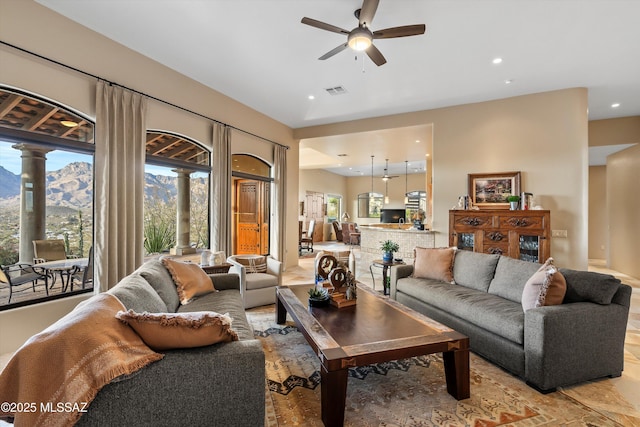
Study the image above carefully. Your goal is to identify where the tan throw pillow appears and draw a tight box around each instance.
[522,257,567,311]
[116,310,239,351]
[161,258,216,305]
[413,247,455,283]
[235,256,267,273]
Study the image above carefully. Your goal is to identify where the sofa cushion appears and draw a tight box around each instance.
[178,290,254,341]
[397,277,524,344]
[559,268,621,305]
[162,258,216,305]
[107,273,168,313]
[234,255,267,273]
[413,247,455,283]
[522,258,567,311]
[488,256,541,304]
[115,310,238,351]
[135,259,181,312]
[453,250,500,292]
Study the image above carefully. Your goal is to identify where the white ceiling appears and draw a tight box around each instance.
[36,0,640,176]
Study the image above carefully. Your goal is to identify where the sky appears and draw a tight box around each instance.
[0,140,205,177]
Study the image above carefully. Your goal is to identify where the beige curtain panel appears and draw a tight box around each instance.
[94,81,147,292]
[211,123,232,255]
[272,144,287,265]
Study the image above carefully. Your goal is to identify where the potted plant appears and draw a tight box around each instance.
[308,287,330,307]
[380,240,400,263]
[506,195,520,210]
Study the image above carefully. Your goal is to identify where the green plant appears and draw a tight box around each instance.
[506,195,521,202]
[308,287,330,300]
[144,221,175,254]
[380,240,400,253]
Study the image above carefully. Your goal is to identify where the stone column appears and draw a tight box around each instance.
[13,144,52,263]
[170,168,196,255]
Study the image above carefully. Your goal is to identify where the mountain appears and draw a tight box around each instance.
[0,161,208,209]
[0,165,20,198]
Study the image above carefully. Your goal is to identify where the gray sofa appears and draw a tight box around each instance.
[76,259,265,426]
[390,250,631,392]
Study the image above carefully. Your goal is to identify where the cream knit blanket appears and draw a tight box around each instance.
[0,293,163,426]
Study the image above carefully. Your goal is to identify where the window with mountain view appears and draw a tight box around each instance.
[0,88,95,309]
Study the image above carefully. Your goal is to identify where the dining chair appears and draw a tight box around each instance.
[227,254,282,308]
[1,263,49,303]
[299,220,315,255]
[32,239,69,263]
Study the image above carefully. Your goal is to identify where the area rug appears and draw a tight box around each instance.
[247,308,622,427]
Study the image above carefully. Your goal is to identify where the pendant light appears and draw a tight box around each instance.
[404,160,409,205]
[384,180,389,204]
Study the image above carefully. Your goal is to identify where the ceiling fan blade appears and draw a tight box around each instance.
[366,44,387,66]
[319,43,349,60]
[373,24,426,39]
[359,0,379,27]
[301,17,350,35]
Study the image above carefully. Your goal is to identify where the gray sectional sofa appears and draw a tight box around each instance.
[390,250,631,392]
[76,259,265,426]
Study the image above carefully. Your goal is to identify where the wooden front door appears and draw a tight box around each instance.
[305,191,324,242]
[234,179,270,255]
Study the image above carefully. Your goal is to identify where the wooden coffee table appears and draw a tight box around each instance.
[276,283,470,427]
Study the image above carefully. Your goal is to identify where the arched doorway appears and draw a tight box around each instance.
[231,154,272,255]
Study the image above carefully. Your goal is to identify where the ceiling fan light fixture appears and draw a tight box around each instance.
[348,28,372,51]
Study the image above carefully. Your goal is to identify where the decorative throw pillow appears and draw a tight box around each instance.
[161,258,216,305]
[116,310,238,351]
[234,256,267,273]
[413,247,455,283]
[521,257,567,311]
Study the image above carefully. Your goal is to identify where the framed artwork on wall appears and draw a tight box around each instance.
[468,171,521,209]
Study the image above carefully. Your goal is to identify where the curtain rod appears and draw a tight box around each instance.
[1,40,290,150]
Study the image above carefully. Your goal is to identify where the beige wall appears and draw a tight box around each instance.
[296,88,589,269]
[607,144,640,278]
[589,116,640,146]
[587,116,640,277]
[588,166,607,259]
[0,0,298,353]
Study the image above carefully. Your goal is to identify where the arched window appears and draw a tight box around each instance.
[143,131,210,255]
[0,87,95,309]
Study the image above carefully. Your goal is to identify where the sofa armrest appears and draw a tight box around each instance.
[524,289,630,391]
[208,273,240,291]
[390,264,414,300]
[77,339,265,427]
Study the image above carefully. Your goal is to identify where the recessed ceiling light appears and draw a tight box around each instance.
[60,120,78,127]
[492,58,503,64]
[415,139,420,143]
[504,79,513,85]
[611,103,620,108]
[308,95,315,100]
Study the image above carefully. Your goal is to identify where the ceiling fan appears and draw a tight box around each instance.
[301,0,426,66]
[381,159,399,181]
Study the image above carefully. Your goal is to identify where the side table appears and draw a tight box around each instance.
[370,259,405,296]
[200,263,232,274]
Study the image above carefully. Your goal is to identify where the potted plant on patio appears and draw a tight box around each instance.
[380,240,400,263]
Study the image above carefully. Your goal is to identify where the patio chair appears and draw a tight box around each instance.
[1,263,49,303]
[32,239,68,263]
[71,246,93,291]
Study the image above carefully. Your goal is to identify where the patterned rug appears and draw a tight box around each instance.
[247,307,622,427]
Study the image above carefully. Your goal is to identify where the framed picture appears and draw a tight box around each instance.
[468,171,521,209]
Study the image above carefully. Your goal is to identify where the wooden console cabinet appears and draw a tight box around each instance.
[449,209,550,263]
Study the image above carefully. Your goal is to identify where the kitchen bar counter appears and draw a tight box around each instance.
[359,225,436,267]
